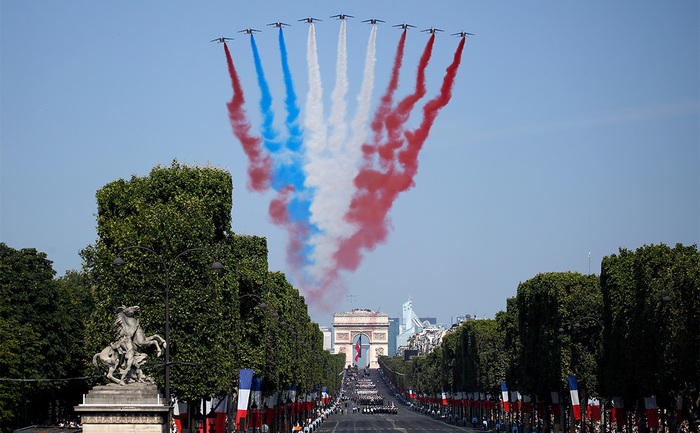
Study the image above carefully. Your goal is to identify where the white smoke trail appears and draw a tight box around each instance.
[302,22,329,277]
[328,20,349,154]
[348,25,377,171]
[309,24,378,278]
[303,23,326,154]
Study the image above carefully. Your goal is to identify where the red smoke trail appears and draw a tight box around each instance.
[368,30,407,150]
[376,34,435,167]
[333,37,465,272]
[399,37,466,172]
[224,43,272,192]
[269,186,312,272]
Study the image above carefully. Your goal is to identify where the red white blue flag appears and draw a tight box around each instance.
[501,382,509,412]
[355,335,361,362]
[588,397,601,421]
[645,396,659,428]
[568,375,581,420]
[551,392,561,417]
[212,395,230,433]
[236,369,254,431]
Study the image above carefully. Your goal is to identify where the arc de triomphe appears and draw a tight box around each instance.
[333,309,389,369]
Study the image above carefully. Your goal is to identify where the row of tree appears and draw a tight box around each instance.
[0,161,345,432]
[381,243,699,430]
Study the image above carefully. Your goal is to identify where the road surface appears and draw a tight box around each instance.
[317,369,471,433]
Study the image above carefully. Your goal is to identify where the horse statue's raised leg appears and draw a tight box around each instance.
[93,345,124,385]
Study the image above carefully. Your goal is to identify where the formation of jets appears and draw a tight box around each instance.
[210,37,234,43]
[213,16,473,40]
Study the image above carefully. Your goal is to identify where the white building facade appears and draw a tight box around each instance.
[332,309,389,369]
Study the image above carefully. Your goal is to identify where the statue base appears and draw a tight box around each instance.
[75,383,170,433]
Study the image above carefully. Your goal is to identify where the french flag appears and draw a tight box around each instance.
[355,335,362,362]
[251,378,263,428]
[173,399,188,433]
[212,396,229,433]
[501,382,509,412]
[613,397,626,427]
[236,369,254,431]
[551,392,561,417]
[645,396,659,428]
[441,388,447,405]
[568,375,581,420]
[588,397,601,421]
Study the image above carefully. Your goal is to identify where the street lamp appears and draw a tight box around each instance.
[113,246,223,405]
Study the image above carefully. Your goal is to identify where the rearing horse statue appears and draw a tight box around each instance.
[93,305,166,385]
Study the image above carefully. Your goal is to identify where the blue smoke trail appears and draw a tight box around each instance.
[250,34,281,153]
[277,27,319,264]
[279,28,304,153]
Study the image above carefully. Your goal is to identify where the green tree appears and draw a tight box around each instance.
[81,161,242,402]
[515,272,602,401]
[600,244,700,419]
[0,245,92,432]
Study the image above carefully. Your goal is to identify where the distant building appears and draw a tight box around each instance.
[332,309,389,369]
[397,298,423,349]
[388,317,399,357]
[319,326,333,352]
[418,317,437,326]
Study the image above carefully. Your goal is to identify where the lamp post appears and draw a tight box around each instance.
[113,246,223,405]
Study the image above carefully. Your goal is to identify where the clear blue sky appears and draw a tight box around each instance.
[2,1,698,327]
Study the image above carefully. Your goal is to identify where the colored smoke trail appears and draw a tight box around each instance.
[224,43,271,192]
[333,36,465,273]
[269,28,318,272]
[400,37,466,172]
[250,34,281,154]
[369,30,407,148]
[348,24,378,177]
[276,26,310,219]
[220,27,466,314]
[328,19,349,154]
[377,34,435,167]
[303,23,326,154]
[279,28,304,154]
[308,23,378,280]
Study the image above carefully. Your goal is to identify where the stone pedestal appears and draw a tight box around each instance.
[75,383,170,433]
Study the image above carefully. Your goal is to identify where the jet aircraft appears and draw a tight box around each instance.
[210,37,234,43]
[267,21,291,28]
[299,17,322,23]
[330,13,354,20]
[239,28,261,34]
[422,27,444,34]
[452,31,475,38]
[362,18,385,24]
[393,23,416,30]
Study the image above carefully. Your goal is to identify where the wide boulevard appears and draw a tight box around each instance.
[317,369,474,433]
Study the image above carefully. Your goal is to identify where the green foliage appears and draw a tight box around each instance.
[81,161,241,401]
[600,244,700,413]
[380,243,697,421]
[81,160,339,404]
[515,272,601,398]
[0,245,92,432]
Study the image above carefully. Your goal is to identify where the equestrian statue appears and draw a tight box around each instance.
[93,305,166,385]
